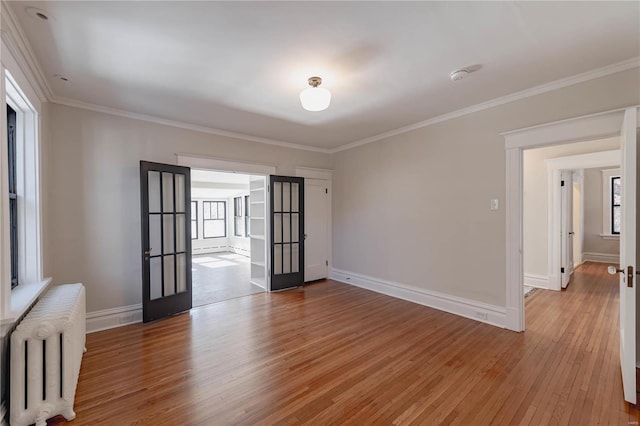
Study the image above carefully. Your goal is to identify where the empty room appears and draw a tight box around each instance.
[0,1,639,425]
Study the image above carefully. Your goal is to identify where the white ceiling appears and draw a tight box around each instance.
[191,170,250,185]
[7,1,640,150]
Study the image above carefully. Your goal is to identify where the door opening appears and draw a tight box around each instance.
[189,169,267,307]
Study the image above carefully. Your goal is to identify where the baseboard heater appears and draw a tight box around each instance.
[10,283,86,426]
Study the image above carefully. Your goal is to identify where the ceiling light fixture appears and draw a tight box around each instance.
[299,77,331,112]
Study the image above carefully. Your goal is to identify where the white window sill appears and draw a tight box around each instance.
[600,234,620,240]
[1,277,53,325]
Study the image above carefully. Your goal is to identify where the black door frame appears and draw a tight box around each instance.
[140,161,192,322]
[270,175,305,291]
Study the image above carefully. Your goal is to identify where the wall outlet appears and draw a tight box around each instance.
[490,199,499,210]
[475,311,488,321]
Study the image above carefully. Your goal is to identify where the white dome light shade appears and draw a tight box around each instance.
[299,77,331,111]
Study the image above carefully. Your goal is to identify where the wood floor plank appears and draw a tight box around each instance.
[47,262,637,425]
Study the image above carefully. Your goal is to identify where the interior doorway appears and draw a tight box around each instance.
[522,138,620,299]
[190,169,266,307]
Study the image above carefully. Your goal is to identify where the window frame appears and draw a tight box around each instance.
[233,196,243,237]
[202,200,226,239]
[600,168,621,239]
[1,65,49,323]
[7,104,18,289]
[191,200,198,240]
[244,195,250,237]
[610,176,621,235]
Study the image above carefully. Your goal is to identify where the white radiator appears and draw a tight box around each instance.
[10,284,86,426]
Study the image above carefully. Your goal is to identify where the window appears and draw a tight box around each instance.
[203,201,226,238]
[191,201,198,239]
[244,195,250,237]
[233,197,243,236]
[601,168,621,238]
[2,68,47,323]
[611,176,621,234]
[7,104,18,289]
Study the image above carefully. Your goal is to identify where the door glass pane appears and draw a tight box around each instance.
[148,171,161,213]
[283,182,291,212]
[162,172,174,213]
[176,214,185,252]
[176,253,186,293]
[283,213,291,243]
[150,257,162,300]
[292,243,299,273]
[175,174,185,213]
[191,221,197,239]
[292,213,299,243]
[163,214,175,254]
[149,215,161,256]
[164,255,175,296]
[292,183,299,212]
[274,244,282,275]
[283,243,291,274]
[274,213,282,243]
[274,182,282,211]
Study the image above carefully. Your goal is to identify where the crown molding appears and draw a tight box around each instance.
[330,57,640,153]
[0,1,54,102]
[3,0,637,156]
[51,96,332,154]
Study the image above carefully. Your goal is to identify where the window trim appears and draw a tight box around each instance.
[202,200,226,239]
[601,168,621,239]
[1,67,46,323]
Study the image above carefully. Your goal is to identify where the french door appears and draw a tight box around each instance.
[140,161,192,322]
[270,176,304,291]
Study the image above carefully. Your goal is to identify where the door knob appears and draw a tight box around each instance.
[143,249,151,260]
[609,265,634,288]
[608,265,623,275]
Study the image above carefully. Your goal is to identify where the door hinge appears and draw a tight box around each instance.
[561,267,565,273]
[561,180,565,187]
[326,260,328,266]
[325,188,328,194]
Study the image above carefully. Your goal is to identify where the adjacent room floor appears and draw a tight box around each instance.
[191,252,262,307]
[55,262,637,425]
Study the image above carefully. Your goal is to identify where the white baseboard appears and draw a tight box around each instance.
[330,268,506,329]
[524,274,549,289]
[193,246,228,255]
[86,304,142,333]
[583,252,619,264]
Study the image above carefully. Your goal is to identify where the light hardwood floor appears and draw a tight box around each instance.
[51,262,638,425]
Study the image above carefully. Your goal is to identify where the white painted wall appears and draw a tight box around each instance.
[583,167,620,256]
[522,138,619,278]
[332,68,639,308]
[42,103,332,313]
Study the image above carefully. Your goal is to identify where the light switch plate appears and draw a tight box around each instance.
[490,199,499,210]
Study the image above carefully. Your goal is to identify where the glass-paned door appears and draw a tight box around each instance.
[140,161,192,322]
[270,176,304,291]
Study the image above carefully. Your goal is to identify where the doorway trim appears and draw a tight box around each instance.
[503,107,637,332]
[295,167,333,279]
[545,150,620,291]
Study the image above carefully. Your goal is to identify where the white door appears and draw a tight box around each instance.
[615,107,637,404]
[560,170,574,289]
[304,179,329,281]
